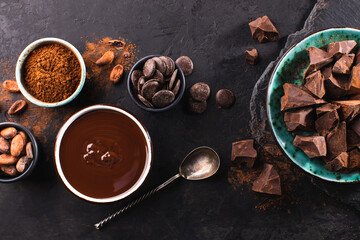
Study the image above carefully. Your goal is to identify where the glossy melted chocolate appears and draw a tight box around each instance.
[59,109,149,199]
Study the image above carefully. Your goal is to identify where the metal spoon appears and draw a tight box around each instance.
[94,146,220,230]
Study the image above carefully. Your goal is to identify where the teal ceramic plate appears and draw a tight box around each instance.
[267,27,360,183]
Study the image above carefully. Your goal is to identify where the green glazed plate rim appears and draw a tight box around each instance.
[267,27,360,183]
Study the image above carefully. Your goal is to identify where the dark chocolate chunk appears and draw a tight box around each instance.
[280,83,326,111]
[216,89,235,109]
[333,100,360,122]
[316,103,340,116]
[349,94,360,100]
[188,98,207,114]
[347,128,360,151]
[245,49,258,65]
[131,70,143,88]
[304,70,325,98]
[143,58,156,78]
[172,79,181,96]
[137,94,154,108]
[348,148,360,169]
[252,163,281,196]
[175,56,193,76]
[153,57,167,75]
[231,139,257,168]
[351,117,360,137]
[332,53,355,74]
[284,107,314,132]
[325,152,349,171]
[349,64,360,94]
[303,47,333,78]
[327,40,357,59]
[315,110,339,136]
[293,135,327,158]
[248,16,280,43]
[141,80,160,101]
[323,66,349,98]
[190,82,211,102]
[169,69,178,90]
[151,90,175,108]
[326,121,347,160]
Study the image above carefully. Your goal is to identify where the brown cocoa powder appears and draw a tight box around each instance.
[22,43,81,103]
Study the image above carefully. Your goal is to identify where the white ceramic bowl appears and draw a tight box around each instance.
[15,37,86,107]
[54,105,153,203]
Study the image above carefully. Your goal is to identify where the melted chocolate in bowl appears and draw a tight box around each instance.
[57,107,151,201]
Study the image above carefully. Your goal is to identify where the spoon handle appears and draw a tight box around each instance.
[94,173,181,230]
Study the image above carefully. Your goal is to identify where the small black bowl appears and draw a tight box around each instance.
[127,55,186,112]
[0,122,39,183]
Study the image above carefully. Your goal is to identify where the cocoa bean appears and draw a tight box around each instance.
[26,142,33,159]
[3,80,20,92]
[19,131,27,142]
[10,134,25,157]
[0,137,9,153]
[16,156,31,173]
[96,51,115,66]
[8,100,27,115]
[0,154,18,164]
[0,165,18,176]
[110,64,124,84]
[108,40,125,50]
[0,127,17,139]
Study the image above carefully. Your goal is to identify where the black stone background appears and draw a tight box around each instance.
[0,0,359,239]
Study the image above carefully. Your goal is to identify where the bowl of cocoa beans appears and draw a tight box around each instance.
[127,55,186,112]
[0,122,39,182]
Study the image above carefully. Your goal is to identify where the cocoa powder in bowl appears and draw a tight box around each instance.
[22,43,81,103]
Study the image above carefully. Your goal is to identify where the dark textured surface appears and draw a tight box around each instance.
[0,0,359,239]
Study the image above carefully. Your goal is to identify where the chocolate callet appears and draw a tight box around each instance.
[245,49,258,65]
[284,107,314,132]
[327,40,357,59]
[304,70,325,98]
[326,121,347,160]
[231,139,257,168]
[332,53,355,74]
[293,135,327,158]
[280,83,326,111]
[252,163,281,196]
[326,152,349,171]
[315,110,339,136]
[248,16,279,43]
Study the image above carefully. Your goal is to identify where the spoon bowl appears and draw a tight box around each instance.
[180,146,220,180]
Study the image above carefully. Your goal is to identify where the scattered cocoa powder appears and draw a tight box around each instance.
[22,43,81,103]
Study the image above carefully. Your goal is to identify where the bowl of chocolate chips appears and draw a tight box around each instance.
[127,55,188,112]
[267,28,360,182]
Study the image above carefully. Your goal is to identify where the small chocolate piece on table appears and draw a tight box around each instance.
[315,110,339,136]
[304,70,325,98]
[332,53,355,74]
[245,49,258,65]
[293,135,327,158]
[252,163,281,196]
[280,83,326,111]
[188,98,207,114]
[175,56,194,76]
[325,152,349,171]
[284,107,314,132]
[248,16,280,43]
[231,139,257,168]
[216,89,235,109]
[326,121,347,160]
[190,82,211,102]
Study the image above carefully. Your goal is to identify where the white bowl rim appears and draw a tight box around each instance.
[15,37,86,107]
[54,104,153,203]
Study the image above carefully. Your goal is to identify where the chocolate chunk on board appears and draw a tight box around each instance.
[245,49,258,65]
[248,16,280,43]
[280,83,326,111]
[231,139,257,168]
[315,110,339,136]
[333,100,360,122]
[326,121,347,160]
[252,163,281,196]
[332,53,355,74]
[293,135,327,158]
[316,103,340,116]
[303,46,333,78]
[325,152,349,172]
[304,70,325,98]
[284,107,314,132]
[327,40,357,59]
